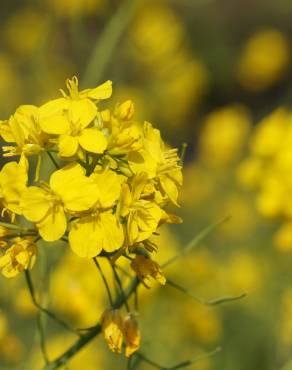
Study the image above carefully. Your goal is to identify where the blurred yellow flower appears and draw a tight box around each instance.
[199,105,251,167]
[237,29,289,91]
[49,0,106,19]
[274,222,292,252]
[4,8,48,57]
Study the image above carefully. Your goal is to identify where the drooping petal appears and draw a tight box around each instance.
[124,313,141,357]
[78,128,107,154]
[100,309,123,354]
[58,134,79,157]
[20,186,50,222]
[37,205,67,242]
[159,174,179,206]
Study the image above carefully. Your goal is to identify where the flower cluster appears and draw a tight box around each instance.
[0,76,182,355]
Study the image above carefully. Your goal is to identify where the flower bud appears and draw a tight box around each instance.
[123,313,141,357]
[100,309,124,354]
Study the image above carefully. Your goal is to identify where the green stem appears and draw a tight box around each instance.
[111,263,130,312]
[179,143,188,166]
[162,215,230,268]
[93,257,114,306]
[81,0,141,86]
[166,279,246,306]
[25,270,80,336]
[0,221,34,232]
[135,347,222,370]
[37,312,49,365]
[46,151,60,170]
[42,278,139,370]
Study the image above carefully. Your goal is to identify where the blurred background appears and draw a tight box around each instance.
[2,0,292,369]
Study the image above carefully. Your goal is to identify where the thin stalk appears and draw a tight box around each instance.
[0,221,34,232]
[46,151,60,170]
[162,215,230,268]
[135,347,222,370]
[81,0,141,86]
[111,263,130,312]
[93,257,114,306]
[37,312,49,365]
[167,279,246,306]
[25,270,80,336]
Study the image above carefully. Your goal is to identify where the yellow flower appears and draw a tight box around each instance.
[57,117,107,158]
[41,76,112,128]
[0,105,48,158]
[0,237,37,278]
[129,122,182,206]
[0,160,27,217]
[118,172,162,246]
[69,168,124,258]
[123,313,141,357]
[20,163,98,241]
[100,309,124,354]
[38,76,111,157]
[130,254,166,288]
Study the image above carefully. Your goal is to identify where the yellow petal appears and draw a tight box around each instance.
[0,162,27,214]
[39,98,69,117]
[37,206,67,242]
[20,186,50,222]
[50,163,99,211]
[90,169,124,208]
[78,128,107,154]
[69,217,102,258]
[39,115,70,135]
[0,121,14,142]
[99,213,124,253]
[58,134,79,157]
[69,99,97,129]
[69,213,124,258]
[159,175,179,206]
[83,80,112,100]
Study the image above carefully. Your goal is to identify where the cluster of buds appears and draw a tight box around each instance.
[101,310,140,357]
